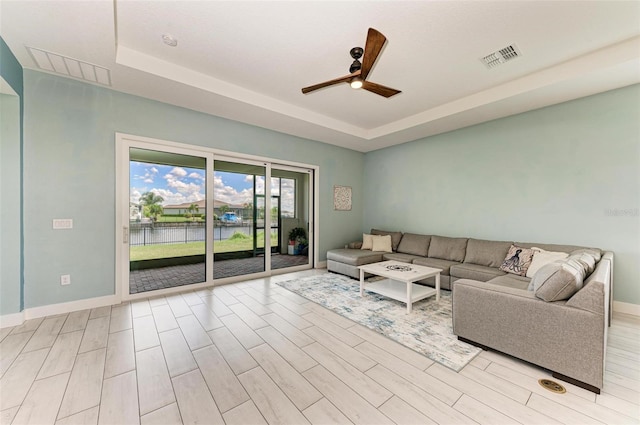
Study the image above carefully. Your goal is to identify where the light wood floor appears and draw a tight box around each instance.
[1,269,638,425]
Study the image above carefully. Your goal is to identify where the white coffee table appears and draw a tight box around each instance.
[358,260,442,313]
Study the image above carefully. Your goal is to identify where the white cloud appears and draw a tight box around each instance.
[188,172,203,180]
[170,167,187,177]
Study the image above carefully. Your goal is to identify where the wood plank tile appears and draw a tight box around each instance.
[151,305,179,333]
[605,370,640,392]
[222,284,246,297]
[426,363,560,424]
[235,294,273,316]
[304,342,391,408]
[176,315,212,351]
[460,364,531,404]
[136,346,175,416]
[172,370,225,425]
[222,401,267,425]
[10,318,43,334]
[193,345,249,413]
[454,394,519,425]
[526,393,603,425]
[55,406,99,425]
[98,370,139,425]
[302,398,353,425]
[131,299,152,318]
[167,295,192,318]
[241,288,275,306]
[356,341,461,406]
[189,303,224,331]
[61,310,90,334]
[304,302,356,329]
[0,348,49,410]
[37,330,83,379]
[0,331,34,378]
[58,348,106,419]
[148,296,167,308]
[140,403,182,425]
[229,303,269,330]
[78,316,110,353]
[0,407,19,425]
[23,315,66,352]
[274,289,309,305]
[249,343,322,410]
[0,327,13,343]
[109,304,133,334]
[238,366,311,425]
[212,288,239,306]
[255,326,317,372]
[596,392,640,420]
[12,372,69,425]
[268,303,313,329]
[202,295,233,316]
[181,291,203,307]
[468,355,491,371]
[602,380,640,405]
[302,365,393,425]
[220,314,264,349]
[303,313,363,347]
[347,324,434,370]
[158,328,197,378]
[270,294,312,315]
[104,329,135,378]
[133,315,160,352]
[378,396,437,425]
[89,306,111,319]
[305,326,376,372]
[262,313,314,347]
[207,327,258,375]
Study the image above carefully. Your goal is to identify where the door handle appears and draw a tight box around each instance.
[123,226,129,244]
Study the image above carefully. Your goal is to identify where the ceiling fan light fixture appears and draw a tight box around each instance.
[350,77,363,89]
[162,34,178,47]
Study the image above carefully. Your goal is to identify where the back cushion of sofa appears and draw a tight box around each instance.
[428,235,468,262]
[371,229,403,252]
[397,233,431,257]
[464,239,512,268]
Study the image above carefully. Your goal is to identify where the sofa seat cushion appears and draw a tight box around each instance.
[450,263,506,282]
[485,274,531,291]
[531,257,586,301]
[464,239,512,268]
[397,233,431,257]
[382,252,423,263]
[327,249,384,266]
[412,257,459,275]
[428,235,468,262]
[371,229,403,252]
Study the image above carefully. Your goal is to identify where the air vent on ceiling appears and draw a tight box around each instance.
[26,46,112,86]
[481,44,521,69]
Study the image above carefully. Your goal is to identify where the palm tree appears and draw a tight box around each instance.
[146,204,164,223]
[139,191,164,207]
[139,191,164,224]
[187,203,199,221]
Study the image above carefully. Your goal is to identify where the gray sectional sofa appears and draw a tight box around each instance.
[326,229,613,393]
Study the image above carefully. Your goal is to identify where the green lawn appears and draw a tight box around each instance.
[129,232,278,261]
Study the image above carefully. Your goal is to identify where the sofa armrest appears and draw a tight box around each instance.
[348,241,363,249]
[453,279,605,390]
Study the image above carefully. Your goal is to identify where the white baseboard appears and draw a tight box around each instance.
[0,312,25,328]
[613,301,640,317]
[317,261,327,269]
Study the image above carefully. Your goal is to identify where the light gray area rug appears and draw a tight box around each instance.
[276,273,481,371]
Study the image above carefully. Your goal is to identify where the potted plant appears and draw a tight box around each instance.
[288,227,307,254]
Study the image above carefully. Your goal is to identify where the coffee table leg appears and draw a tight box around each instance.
[436,273,441,302]
[359,268,364,297]
[407,281,412,314]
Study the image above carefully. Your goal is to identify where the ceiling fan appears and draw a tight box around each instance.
[301,28,401,98]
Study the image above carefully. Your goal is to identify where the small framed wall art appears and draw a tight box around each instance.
[333,185,352,211]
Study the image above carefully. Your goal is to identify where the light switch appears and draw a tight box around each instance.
[53,219,73,229]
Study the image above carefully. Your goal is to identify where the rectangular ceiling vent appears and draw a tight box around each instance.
[481,44,521,69]
[26,46,112,86]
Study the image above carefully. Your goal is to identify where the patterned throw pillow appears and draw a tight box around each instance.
[499,244,535,276]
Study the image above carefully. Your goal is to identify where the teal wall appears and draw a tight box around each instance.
[364,85,640,305]
[23,70,364,308]
[0,36,23,315]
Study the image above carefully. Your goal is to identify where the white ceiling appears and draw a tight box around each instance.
[2,1,639,152]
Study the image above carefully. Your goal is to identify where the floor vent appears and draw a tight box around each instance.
[481,44,521,69]
[538,379,566,394]
[26,46,111,86]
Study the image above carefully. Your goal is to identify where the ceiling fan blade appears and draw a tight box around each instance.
[302,71,360,94]
[360,28,387,81]
[361,81,401,98]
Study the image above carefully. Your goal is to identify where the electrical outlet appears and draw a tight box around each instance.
[60,274,71,286]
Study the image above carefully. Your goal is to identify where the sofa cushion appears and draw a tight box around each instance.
[361,234,373,250]
[327,249,384,266]
[485,274,531,291]
[450,263,506,282]
[383,252,423,263]
[531,258,586,301]
[371,229,403,252]
[571,248,602,263]
[371,235,393,253]
[464,239,512,268]
[499,245,535,276]
[397,233,430,257]
[525,247,569,278]
[412,257,459,275]
[517,242,600,256]
[428,236,468,262]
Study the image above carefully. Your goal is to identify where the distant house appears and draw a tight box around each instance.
[163,199,246,217]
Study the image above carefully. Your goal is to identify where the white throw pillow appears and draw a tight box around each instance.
[371,235,393,253]
[361,234,373,250]
[526,247,569,278]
